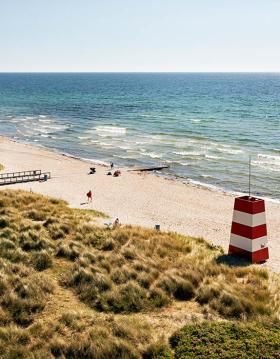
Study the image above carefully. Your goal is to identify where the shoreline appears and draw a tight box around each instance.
[4,134,280,205]
[1,134,280,274]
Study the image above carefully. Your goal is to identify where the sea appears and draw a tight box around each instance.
[0,73,279,200]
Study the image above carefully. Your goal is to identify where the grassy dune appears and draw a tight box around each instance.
[0,164,4,171]
[0,189,279,358]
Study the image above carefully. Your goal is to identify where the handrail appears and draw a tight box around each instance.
[0,170,41,179]
[0,171,51,186]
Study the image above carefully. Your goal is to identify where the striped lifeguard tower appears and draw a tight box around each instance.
[228,195,269,263]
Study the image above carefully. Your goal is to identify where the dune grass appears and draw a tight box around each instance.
[0,189,279,358]
[0,164,4,171]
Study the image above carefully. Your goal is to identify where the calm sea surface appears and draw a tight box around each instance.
[0,73,279,200]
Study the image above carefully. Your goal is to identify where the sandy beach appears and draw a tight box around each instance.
[0,135,279,273]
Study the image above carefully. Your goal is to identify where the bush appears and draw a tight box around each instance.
[170,320,280,359]
[143,342,174,359]
[173,280,195,301]
[196,285,220,305]
[26,209,47,221]
[149,288,171,308]
[32,251,53,271]
[56,242,80,260]
[0,217,9,228]
[98,282,148,313]
[196,282,271,319]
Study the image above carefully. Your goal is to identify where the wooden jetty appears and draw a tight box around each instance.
[0,170,51,186]
[127,165,169,172]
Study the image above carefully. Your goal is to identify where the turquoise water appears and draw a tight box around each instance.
[0,73,279,199]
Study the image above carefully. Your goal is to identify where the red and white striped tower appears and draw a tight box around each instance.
[228,196,269,263]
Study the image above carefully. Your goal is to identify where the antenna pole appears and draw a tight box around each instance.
[249,155,251,198]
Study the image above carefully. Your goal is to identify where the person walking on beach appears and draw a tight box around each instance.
[110,162,114,170]
[86,190,93,202]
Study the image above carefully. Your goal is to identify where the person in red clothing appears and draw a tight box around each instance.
[86,190,93,202]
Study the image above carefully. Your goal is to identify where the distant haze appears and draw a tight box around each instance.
[0,0,280,72]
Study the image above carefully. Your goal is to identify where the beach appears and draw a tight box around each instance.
[1,135,280,273]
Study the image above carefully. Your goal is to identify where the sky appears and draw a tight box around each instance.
[0,0,279,72]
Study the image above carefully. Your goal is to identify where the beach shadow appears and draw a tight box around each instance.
[215,254,251,267]
[80,202,88,206]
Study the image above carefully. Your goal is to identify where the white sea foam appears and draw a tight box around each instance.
[252,154,280,172]
[202,174,215,179]
[14,116,70,137]
[176,161,190,166]
[38,118,54,123]
[258,154,280,163]
[94,126,127,136]
[117,145,132,150]
[173,151,203,156]
[78,136,91,140]
[217,147,243,155]
[140,151,162,159]
[252,161,280,172]
[205,155,222,160]
[113,154,135,159]
[186,179,222,192]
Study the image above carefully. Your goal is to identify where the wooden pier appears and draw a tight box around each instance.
[0,170,51,186]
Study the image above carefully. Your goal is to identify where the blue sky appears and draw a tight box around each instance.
[0,0,279,72]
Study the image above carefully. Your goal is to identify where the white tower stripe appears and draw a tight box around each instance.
[230,234,268,252]
[232,210,266,227]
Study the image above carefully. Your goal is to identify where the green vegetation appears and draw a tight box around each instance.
[170,320,280,358]
[0,189,279,358]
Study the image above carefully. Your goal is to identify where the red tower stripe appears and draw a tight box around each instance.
[231,222,267,239]
[228,245,269,263]
[234,196,265,215]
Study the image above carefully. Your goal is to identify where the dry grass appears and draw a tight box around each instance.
[0,189,279,358]
[0,164,4,171]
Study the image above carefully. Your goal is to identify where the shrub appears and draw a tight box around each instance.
[56,242,80,260]
[0,217,9,228]
[137,272,156,289]
[170,320,280,359]
[98,282,148,313]
[31,251,53,271]
[122,247,137,260]
[26,209,47,221]
[143,342,174,359]
[196,285,220,305]
[173,280,195,301]
[149,288,170,308]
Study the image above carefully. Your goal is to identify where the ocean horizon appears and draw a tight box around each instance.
[0,72,279,200]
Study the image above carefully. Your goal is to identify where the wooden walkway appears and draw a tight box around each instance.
[0,170,51,186]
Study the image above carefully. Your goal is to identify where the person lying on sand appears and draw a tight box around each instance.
[113,170,121,177]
